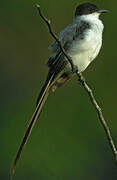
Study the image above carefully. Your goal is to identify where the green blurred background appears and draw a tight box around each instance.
[1,0,117,179]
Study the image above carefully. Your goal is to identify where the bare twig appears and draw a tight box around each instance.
[36,4,75,73]
[36,4,117,162]
[77,73,117,161]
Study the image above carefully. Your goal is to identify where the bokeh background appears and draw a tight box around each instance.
[1,0,117,179]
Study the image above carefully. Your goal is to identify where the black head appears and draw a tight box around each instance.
[75,2,108,16]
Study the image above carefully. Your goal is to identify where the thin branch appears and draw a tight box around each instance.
[36,4,75,72]
[36,4,117,162]
[77,73,117,161]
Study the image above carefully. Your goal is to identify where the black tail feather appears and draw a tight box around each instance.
[10,73,55,177]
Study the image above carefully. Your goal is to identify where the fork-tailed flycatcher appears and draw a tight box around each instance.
[11,2,108,175]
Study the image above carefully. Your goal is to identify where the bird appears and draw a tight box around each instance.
[11,2,108,176]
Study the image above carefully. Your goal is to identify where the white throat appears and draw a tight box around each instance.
[74,12,104,32]
[80,13,101,22]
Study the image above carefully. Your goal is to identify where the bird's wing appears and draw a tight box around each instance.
[47,21,89,73]
[47,23,78,74]
[48,23,77,54]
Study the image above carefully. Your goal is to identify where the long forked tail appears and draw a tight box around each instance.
[10,73,55,177]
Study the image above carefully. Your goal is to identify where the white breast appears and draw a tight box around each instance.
[68,14,104,73]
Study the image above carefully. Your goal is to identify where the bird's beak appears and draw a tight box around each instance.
[98,9,109,13]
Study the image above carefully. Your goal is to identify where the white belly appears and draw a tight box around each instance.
[67,23,103,73]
